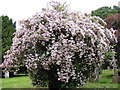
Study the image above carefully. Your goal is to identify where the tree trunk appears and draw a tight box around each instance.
[48,65,63,90]
[48,79,62,90]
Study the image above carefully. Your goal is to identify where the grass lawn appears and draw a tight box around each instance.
[0,70,120,88]
[0,76,35,88]
[82,70,120,88]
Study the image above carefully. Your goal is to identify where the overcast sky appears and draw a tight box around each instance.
[0,0,120,22]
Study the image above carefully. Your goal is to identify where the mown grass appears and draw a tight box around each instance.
[0,76,35,88]
[0,70,120,88]
[82,70,120,88]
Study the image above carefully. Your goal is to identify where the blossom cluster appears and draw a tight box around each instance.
[1,6,117,87]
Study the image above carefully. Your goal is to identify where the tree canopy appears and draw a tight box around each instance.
[91,6,120,19]
[1,15,16,62]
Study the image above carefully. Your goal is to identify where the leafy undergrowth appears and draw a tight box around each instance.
[0,70,120,88]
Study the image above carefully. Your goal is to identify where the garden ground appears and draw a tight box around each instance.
[0,70,120,89]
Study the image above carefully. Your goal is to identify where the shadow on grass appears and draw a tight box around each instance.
[5,74,29,78]
[105,75,113,78]
[14,74,28,77]
[1,74,28,78]
[99,81,106,84]
[102,75,113,79]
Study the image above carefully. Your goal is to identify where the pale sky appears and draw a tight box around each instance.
[0,0,119,22]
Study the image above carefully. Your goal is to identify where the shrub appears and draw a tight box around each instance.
[0,2,117,89]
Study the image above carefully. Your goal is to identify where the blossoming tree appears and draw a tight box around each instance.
[0,2,117,89]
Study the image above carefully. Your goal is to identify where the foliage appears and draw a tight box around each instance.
[115,43,120,68]
[1,15,16,62]
[0,2,117,88]
[91,6,119,19]
[103,45,116,69]
[104,13,120,29]
[113,6,120,13]
[104,14,120,68]
[48,1,69,12]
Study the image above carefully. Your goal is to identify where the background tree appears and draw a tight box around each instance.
[1,15,16,77]
[1,15,16,62]
[91,6,119,19]
[104,14,120,72]
[113,6,120,13]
